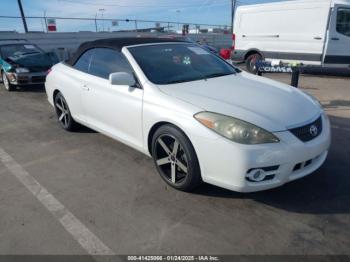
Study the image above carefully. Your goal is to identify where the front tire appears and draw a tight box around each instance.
[54,92,78,131]
[151,125,202,192]
[2,71,15,91]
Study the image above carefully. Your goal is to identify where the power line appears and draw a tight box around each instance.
[57,0,229,8]
[12,0,233,33]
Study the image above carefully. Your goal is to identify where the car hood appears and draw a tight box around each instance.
[157,72,321,132]
[6,52,57,72]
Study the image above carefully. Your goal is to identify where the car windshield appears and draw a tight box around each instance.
[0,44,42,59]
[128,43,239,85]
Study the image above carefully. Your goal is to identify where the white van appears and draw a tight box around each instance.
[232,0,350,73]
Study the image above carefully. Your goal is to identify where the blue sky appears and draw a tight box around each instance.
[0,0,289,32]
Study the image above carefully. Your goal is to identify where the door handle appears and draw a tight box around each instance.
[314,36,322,40]
[82,85,90,91]
[331,37,339,41]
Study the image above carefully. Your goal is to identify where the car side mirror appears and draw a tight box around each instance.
[109,72,136,87]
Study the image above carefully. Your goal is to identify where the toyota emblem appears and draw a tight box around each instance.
[309,125,318,137]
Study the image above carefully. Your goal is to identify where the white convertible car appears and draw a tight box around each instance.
[45,37,331,192]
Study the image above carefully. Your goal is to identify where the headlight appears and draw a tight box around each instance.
[15,67,30,73]
[194,112,279,145]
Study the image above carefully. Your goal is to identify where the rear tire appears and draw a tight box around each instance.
[2,71,15,92]
[151,124,202,192]
[246,53,263,74]
[54,92,79,131]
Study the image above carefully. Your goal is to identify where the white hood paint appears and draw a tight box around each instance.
[158,72,321,132]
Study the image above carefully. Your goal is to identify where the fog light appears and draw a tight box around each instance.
[246,169,266,182]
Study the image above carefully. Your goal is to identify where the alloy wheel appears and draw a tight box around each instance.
[154,134,189,185]
[55,95,70,129]
[2,72,10,91]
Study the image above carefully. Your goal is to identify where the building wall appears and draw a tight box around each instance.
[0,31,232,60]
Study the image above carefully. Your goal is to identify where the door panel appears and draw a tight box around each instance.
[80,47,144,150]
[82,74,143,151]
[57,67,86,122]
[324,6,350,67]
[60,49,93,122]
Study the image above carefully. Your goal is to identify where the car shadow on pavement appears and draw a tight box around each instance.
[76,125,97,133]
[192,115,350,215]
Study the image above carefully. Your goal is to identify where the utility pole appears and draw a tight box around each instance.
[134,20,138,32]
[99,8,105,32]
[94,13,98,32]
[43,10,48,33]
[231,0,236,34]
[176,10,181,32]
[17,0,28,33]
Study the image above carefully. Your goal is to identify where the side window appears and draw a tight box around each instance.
[89,48,133,80]
[73,49,94,73]
[336,8,350,37]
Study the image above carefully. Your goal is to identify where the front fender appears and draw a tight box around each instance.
[0,60,13,73]
[142,88,220,156]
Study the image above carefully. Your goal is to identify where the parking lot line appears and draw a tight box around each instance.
[0,146,115,256]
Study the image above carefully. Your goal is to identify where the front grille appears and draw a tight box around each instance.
[31,76,46,83]
[289,116,322,142]
[17,75,29,84]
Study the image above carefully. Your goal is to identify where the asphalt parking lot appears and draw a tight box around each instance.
[0,72,349,255]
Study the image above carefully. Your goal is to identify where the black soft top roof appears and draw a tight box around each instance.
[67,37,187,66]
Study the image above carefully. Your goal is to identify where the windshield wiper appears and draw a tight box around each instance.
[163,77,204,85]
[164,79,193,84]
[11,51,40,57]
[21,51,40,55]
[204,72,234,79]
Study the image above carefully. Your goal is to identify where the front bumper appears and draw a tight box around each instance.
[7,72,47,85]
[191,113,331,193]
